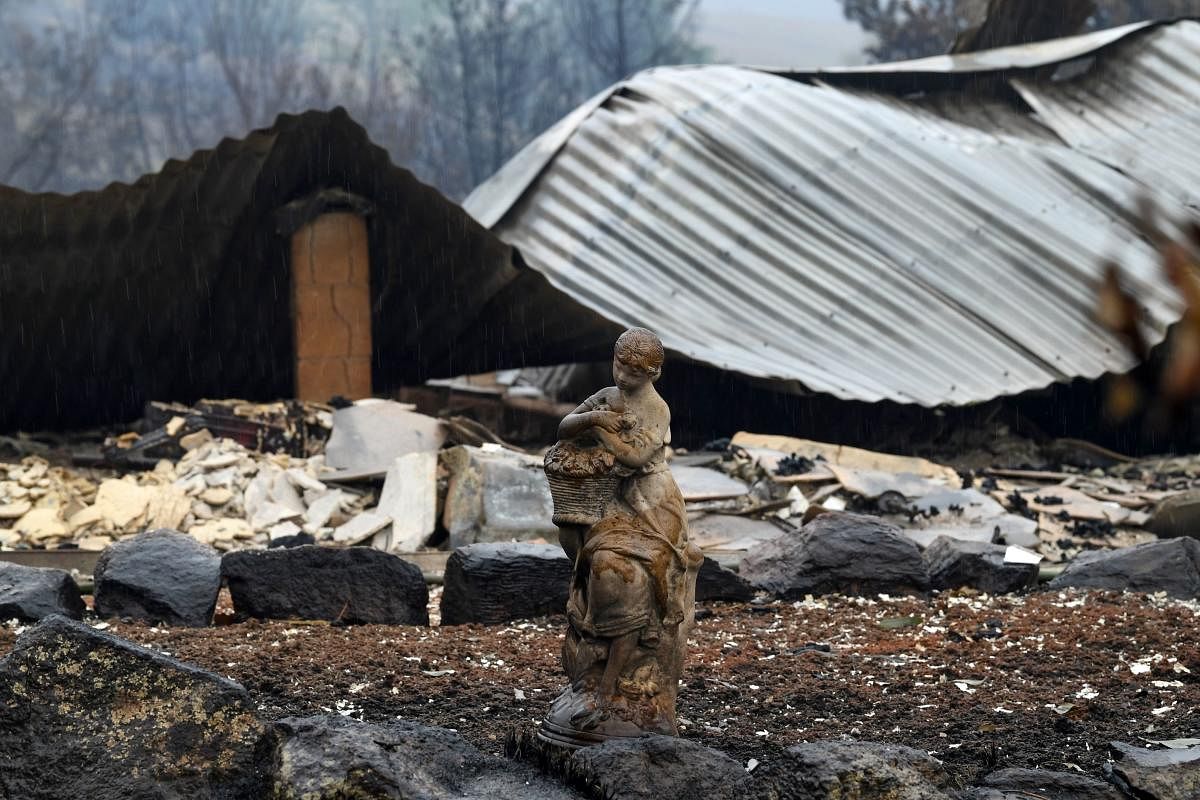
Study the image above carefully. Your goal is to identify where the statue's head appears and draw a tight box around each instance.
[613,327,664,390]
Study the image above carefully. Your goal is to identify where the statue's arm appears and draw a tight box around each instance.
[557,390,615,440]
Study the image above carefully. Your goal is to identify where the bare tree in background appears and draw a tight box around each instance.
[204,0,309,131]
[0,3,108,190]
[0,0,707,198]
[406,0,561,196]
[559,0,707,84]
[842,0,1198,62]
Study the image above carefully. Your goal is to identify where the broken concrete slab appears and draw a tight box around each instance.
[189,517,254,546]
[0,499,32,519]
[93,529,222,626]
[221,546,429,625]
[670,465,750,501]
[322,400,444,480]
[374,451,438,552]
[333,511,391,545]
[0,615,267,799]
[13,507,68,543]
[731,432,960,484]
[440,542,571,625]
[689,513,785,550]
[0,562,85,621]
[826,465,949,500]
[1049,538,1200,599]
[303,488,345,531]
[94,478,152,528]
[442,445,557,549]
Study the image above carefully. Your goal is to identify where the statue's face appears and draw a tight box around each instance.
[612,357,651,392]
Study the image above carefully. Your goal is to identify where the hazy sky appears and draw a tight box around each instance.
[698,0,872,68]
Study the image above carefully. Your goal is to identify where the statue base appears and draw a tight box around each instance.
[535,680,678,749]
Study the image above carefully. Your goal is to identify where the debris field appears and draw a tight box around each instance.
[5,586,1192,790]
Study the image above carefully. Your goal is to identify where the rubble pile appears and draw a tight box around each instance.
[4,401,1200,607]
[0,439,375,552]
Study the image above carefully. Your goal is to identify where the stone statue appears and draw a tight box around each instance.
[540,327,703,747]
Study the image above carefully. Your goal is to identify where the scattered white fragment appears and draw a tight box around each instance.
[1149,738,1200,749]
[1003,545,1043,565]
[746,759,759,773]
[514,688,526,701]
[1076,686,1099,700]
[1130,662,1152,675]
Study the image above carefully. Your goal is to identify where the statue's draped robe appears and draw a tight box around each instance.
[565,391,692,649]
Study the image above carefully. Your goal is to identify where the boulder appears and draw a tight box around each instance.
[924,537,1038,594]
[570,735,749,800]
[441,445,558,548]
[749,740,953,799]
[1048,538,1200,599]
[441,542,571,625]
[0,615,268,799]
[0,561,85,621]
[93,528,221,626]
[221,545,429,625]
[976,767,1124,799]
[1104,741,1200,800]
[740,513,929,599]
[266,715,574,799]
[695,557,755,602]
[1145,490,1200,539]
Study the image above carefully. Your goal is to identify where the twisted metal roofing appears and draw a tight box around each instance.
[465,21,1199,406]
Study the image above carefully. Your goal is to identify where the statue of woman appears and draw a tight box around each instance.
[541,328,703,746]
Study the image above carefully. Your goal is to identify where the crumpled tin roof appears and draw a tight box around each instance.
[465,20,1199,407]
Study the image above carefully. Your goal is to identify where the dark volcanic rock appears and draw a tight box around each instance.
[695,556,755,602]
[974,767,1123,799]
[0,615,268,799]
[267,715,575,799]
[221,545,429,624]
[0,561,84,621]
[440,542,570,625]
[93,528,221,626]
[924,537,1038,594]
[570,735,749,800]
[740,512,929,599]
[750,739,953,799]
[269,531,316,548]
[1048,538,1200,599]
[1104,741,1200,800]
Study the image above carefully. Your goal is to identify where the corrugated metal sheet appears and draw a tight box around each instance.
[464,21,1198,407]
[1015,21,1200,209]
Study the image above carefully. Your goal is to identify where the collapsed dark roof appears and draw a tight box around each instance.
[0,108,615,432]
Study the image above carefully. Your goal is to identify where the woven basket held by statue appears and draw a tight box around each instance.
[543,440,629,526]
